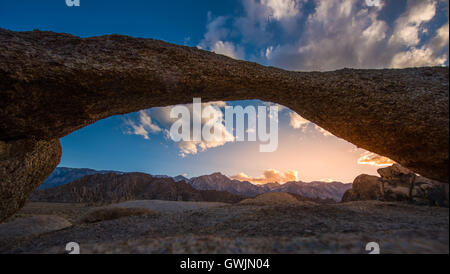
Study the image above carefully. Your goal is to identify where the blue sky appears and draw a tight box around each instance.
[0,0,235,43]
[1,0,448,183]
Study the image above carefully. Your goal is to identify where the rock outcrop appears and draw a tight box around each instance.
[0,28,448,221]
[378,164,417,201]
[0,138,61,222]
[342,164,449,207]
[379,164,449,206]
[341,174,382,202]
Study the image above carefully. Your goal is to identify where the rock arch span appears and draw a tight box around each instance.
[0,29,448,221]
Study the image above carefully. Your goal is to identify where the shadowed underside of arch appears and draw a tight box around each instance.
[0,29,448,221]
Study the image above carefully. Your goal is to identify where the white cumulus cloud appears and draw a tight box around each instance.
[199,0,449,71]
[125,102,235,157]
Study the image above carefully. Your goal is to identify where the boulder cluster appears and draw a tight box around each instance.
[342,164,449,207]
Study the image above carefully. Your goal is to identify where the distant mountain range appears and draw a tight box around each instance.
[37,167,123,190]
[31,173,246,204]
[37,167,352,201]
[189,173,267,197]
[188,172,351,201]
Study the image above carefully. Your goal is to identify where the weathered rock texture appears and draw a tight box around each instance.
[341,174,382,202]
[0,29,448,221]
[0,138,61,222]
[342,164,449,207]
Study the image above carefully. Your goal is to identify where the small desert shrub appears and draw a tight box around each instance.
[78,207,157,224]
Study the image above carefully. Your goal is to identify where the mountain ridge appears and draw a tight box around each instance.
[31,172,246,205]
[38,167,351,201]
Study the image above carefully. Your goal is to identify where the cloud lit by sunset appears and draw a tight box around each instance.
[357,151,396,167]
[231,169,299,184]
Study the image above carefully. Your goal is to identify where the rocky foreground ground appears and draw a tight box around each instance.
[0,194,448,254]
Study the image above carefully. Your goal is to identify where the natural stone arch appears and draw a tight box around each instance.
[0,29,448,222]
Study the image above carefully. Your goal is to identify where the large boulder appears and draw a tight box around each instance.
[411,174,449,207]
[341,174,382,202]
[378,164,416,201]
